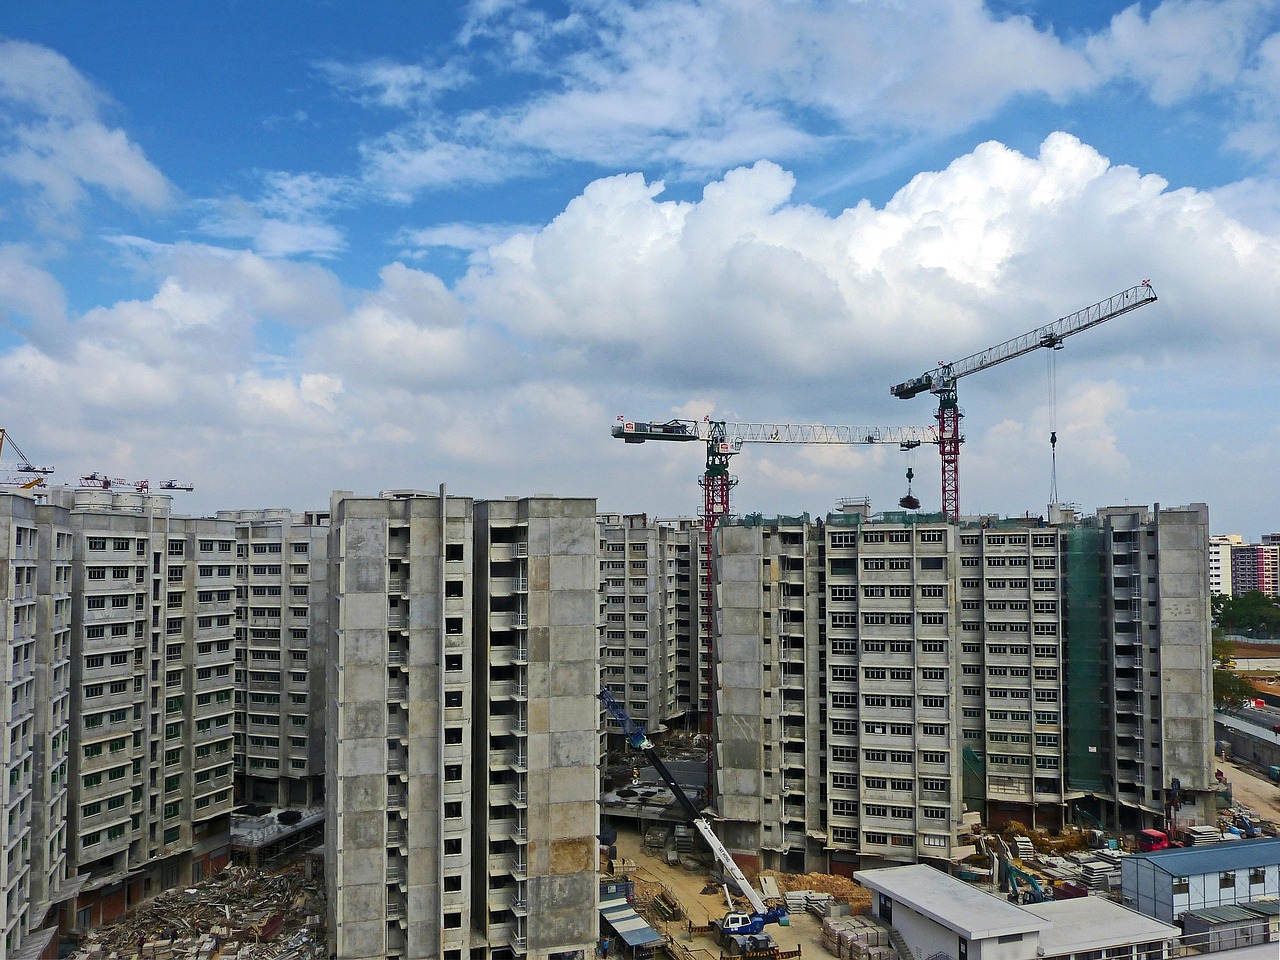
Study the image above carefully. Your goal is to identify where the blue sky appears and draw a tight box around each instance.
[1,1,1279,537]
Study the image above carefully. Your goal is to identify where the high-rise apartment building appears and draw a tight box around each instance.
[219,509,329,808]
[0,492,76,958]
[326,490,598,960]
[597,515,700,748]
[710,502,1214,873]
[1208,535,1241,597]
[1229,542,1279,599]
[56,489,237,930]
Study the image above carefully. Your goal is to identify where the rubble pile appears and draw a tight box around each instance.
[70,866,325,960]
[761,870,872,908]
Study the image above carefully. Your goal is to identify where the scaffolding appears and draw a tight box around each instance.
[1064,528,1105,792]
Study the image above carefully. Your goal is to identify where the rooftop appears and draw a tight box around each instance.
[853,864,1043,940]
[1022,897,1178,953]
[1131,837,1280,877]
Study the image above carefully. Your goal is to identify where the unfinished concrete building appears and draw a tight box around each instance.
[48,489,237,931]
[709,502,1215,873]
[326,489,598,960]
[0,491,77,957]
[219,508,330,809]
[597,514,702,752]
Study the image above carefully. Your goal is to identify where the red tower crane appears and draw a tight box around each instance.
[890,282,1159,522]
[612,416,934,795]
[79,473,195,494]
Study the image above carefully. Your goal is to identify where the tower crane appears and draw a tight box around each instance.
[890,282,1158,522]
[598,688,789,951]
[0,428,54,489]
[612,416,935,795]
[79,473,195,494]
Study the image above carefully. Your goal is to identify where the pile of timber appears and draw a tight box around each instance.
[69,866,325,960]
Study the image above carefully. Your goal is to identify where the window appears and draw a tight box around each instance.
[1172,878,1189,894]
[444,764,463,781]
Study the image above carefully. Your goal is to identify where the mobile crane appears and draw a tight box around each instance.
[598,688,789,952]
[890,282,1158,522]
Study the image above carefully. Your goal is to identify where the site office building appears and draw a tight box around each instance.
[326,490,599,960]
[710,502,1215,874]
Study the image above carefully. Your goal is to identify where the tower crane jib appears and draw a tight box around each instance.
[890,282,1158,522]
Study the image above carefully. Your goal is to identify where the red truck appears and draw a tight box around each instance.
[1138,829,1172,852]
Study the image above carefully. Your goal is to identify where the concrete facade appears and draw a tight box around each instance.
[216,509,329,808]
[0,492,75,958]
[56,489,237,933]
[709,502,1215,872]
[596,515,697,745]
[326,490,598,960]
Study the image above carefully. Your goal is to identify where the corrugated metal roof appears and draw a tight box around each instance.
[1184,905,1263,924]
[600,893,664,949]
[1242,899,1280,917]
[1136,837,1280,877]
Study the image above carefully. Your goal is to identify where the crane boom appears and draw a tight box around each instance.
[890,283,1158,400]
[614,418,933,449]
[889,282,1158,521]
[0,429,54,475]
[598,689,777,919]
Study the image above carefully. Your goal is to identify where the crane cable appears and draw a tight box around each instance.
[1048,347,1059,504]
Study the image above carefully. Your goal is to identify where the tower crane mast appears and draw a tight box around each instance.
[613,416,934,797]
[890,282,1158,522]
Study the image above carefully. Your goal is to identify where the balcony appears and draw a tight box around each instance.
[387,682,408,702]
[509,856,527,879]
[387,577,405,594]
[386,789,406,810]
[387,755,406,774]
[387,613,407,630]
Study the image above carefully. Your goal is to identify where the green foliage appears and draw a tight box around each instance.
[1213,668,1257,709]
[1215,591,1280,637]
[1212,633,1235,665]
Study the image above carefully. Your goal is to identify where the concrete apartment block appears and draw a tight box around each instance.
[327,490,598,960]
[216,508,329,808]
[597,514,698,750]
[1088,504,1215,826]
[707,502,1213,873]
[0,492,76,958]
[49,488,237,931]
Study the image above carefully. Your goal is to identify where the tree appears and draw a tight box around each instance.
[1213,668,1256,710]
[1215,591,1280,637]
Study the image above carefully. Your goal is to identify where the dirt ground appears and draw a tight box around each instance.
[1218,756,1280,822]
[611,824,833,957]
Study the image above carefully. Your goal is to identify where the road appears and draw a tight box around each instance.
[1218,756,1280,822]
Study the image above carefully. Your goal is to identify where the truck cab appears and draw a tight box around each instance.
[1137,829,1170,852]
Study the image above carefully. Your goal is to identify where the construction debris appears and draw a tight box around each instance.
[68,866,325,960]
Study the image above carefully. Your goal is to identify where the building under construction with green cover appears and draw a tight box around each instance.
[703,500,1215,875]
